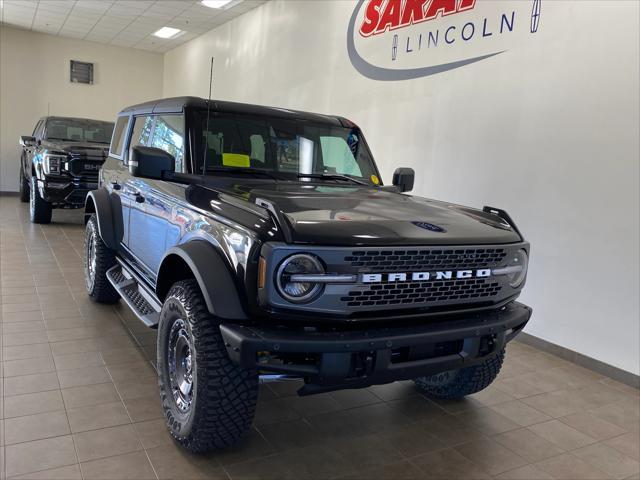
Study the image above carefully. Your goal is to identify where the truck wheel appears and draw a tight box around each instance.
[157,279,258,453]
[19,168,29,203]
[413,350,505,399]
[84,214,120,303]
[29,176,52,224]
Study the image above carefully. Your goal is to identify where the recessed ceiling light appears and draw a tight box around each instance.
[153,27,184,39]
[201,0,237,9]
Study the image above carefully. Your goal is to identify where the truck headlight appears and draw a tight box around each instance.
[276,254,324,303]
[43,154,66,175]
[504,249,528,288]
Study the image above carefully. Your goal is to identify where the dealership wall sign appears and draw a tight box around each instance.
[347,0,542,81]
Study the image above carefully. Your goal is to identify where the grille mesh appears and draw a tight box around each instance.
[341,278,502,307]
[345,248,507,272]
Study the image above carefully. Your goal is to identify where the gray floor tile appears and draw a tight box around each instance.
[572,443,640,479]
[5,435,77,477]
[4,411,70,445]
[4,390,65,418]
[73,424,143,462]
[66,401,130,433]
[81,451,156,480]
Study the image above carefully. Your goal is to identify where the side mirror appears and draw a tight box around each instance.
[392,167,415,193]
[129,146,175,180]
[20,135,36,147]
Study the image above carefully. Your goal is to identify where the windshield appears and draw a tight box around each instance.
[45,118,114,144]
[192,111,379,184]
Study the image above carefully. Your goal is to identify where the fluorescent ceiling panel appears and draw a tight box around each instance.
[153,26,183,39]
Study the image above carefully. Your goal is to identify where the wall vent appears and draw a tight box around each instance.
[70,60,94,84]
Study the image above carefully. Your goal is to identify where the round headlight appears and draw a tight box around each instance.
[507,249,529,288]
[276,254,325,303]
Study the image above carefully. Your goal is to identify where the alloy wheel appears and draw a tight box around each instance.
[168,318,195,413]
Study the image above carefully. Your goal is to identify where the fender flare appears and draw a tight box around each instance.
[84,188,123,251]
[156,241,248,320]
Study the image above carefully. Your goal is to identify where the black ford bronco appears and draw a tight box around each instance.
[19,116,114,223]
[84,97,532,453]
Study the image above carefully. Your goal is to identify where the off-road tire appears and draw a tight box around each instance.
[414,350,505,399]
[84,214,120,303]
[157,279,259,453]
[29,176,52,224]
[19,167,29,202]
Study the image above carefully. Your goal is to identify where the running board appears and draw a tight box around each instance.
[106,262,161,328]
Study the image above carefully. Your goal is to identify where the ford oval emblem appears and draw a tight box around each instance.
[413,222,447,233]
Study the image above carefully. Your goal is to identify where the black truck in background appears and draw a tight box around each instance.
[19,116,114,223]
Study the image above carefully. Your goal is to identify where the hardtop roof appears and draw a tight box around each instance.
[116,96,346,126]
[44,116,114,124]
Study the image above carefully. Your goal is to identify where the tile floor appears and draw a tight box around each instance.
[0,194,638,480]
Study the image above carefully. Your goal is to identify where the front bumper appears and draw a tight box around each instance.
[220,301,532,395]
[40,178,98,207]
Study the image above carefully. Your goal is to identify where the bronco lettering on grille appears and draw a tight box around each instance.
[361,269,491,283]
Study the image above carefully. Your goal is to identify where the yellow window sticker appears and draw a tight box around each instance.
[222,153,250,168]
[371,175,380,185]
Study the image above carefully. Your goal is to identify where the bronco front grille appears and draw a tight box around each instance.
[345,248,507,272]
[341,277,502,307]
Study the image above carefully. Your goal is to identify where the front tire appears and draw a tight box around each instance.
[414,350,505,399]
[29,176,52,224]
[19,168,29,202]
[84,214,119,303]
[157,280,259,453]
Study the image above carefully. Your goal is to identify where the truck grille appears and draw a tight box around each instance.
[68,150,106,178]
[345,248,507,272]
[341,277,502,307]
[264,243,526,317]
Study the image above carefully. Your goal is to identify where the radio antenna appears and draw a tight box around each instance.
[202,56,214,177]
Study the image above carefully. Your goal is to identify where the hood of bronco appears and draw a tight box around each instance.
[208,182,522,246]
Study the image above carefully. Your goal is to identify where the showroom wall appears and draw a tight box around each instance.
[164,0,639,375]
[0,26,164,191]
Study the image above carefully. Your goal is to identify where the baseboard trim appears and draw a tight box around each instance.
[0,191,20,196]
[516,332,640,389]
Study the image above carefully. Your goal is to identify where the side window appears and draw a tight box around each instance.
[130,115,154,150]
[110,116,129,158]
[150,115,185,173]
[320,137,362,176]
[249,134,266,165]
[32,120,43,138]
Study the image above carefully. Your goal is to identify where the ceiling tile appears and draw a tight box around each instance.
[3,0,38,7]
[1,0,267,53]
[2,4,36,16]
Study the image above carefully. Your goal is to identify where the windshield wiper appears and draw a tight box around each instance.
[297,173,369,186]
[205,167,280,181]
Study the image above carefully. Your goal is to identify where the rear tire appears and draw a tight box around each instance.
[84,214,120,303]
[29,176,52,224]
[413,350,505,399]
[157,279,259,453]
[19,168,29,203]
